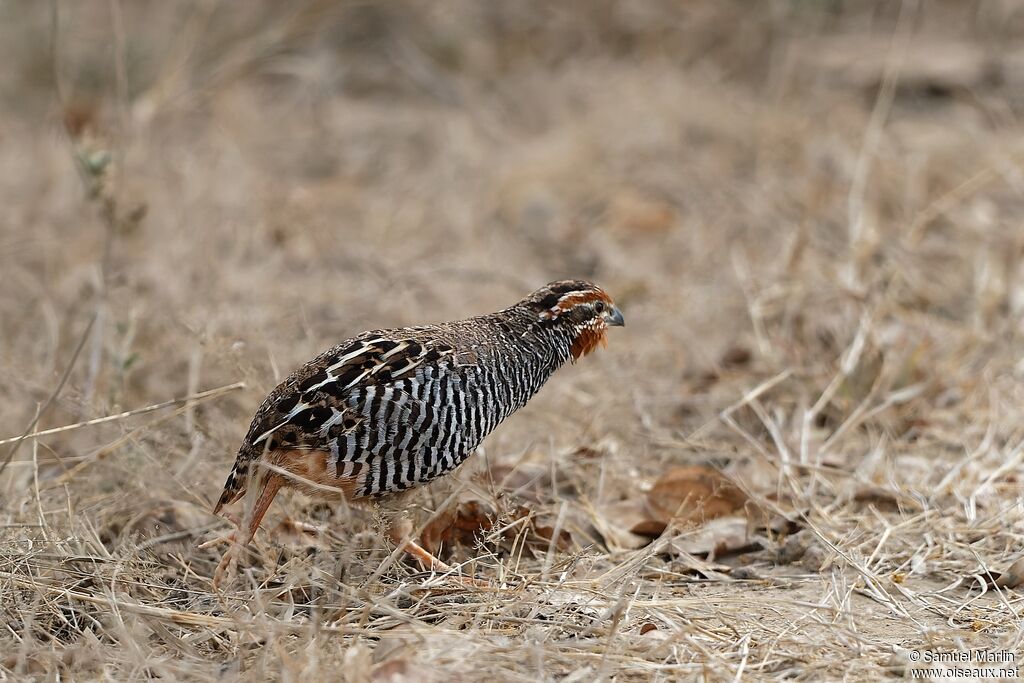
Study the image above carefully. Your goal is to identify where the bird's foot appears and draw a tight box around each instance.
[199,513,246,589]
[211,540,243,590]
[400,537,492,589]
[401,537,455,573]
[199,510,242,548]
[273,517,326,541]
[439,574,493,590]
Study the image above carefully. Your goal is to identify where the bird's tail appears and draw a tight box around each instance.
[212,445,258,514]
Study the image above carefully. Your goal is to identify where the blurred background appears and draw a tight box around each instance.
[3,1,1024,678]
[4,0,1023,457]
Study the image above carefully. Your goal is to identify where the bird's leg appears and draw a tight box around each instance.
[199,509,243,545]
[386,518,491,588]
[386,520,457,574]
[202,472,284,589]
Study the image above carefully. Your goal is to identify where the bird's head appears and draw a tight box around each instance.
[521,279,625,361]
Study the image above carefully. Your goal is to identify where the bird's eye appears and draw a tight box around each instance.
[594,301,605,313]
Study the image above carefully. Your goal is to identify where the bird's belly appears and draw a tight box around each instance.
[269,448,363,501]
[345,360,534,497]
[356,398,492,497]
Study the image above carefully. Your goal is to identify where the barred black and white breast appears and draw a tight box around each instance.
[207,279,624,582]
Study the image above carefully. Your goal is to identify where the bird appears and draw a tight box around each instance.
[203,279,624,586]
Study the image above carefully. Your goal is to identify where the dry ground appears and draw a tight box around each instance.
[2,1,1024,680]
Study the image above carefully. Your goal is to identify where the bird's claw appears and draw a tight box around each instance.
[211,542,242,589]
[200,512,245,589]
[445,574,493,589]
[197,532,234,550]
[396,536,493,588]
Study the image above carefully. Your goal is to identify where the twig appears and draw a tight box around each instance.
[0,315,96,478]
[0,381,245,447]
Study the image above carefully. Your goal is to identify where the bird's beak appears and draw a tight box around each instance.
[606,306,625,327]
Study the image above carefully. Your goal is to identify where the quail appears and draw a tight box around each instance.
[205,279,624,585]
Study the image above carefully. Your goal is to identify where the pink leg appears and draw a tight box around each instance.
[201,473,284,588]
[386,520,490,587]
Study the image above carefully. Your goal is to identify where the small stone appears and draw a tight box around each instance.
[777,531,811,564]
[800,545,829,572]
[730,566,762,580]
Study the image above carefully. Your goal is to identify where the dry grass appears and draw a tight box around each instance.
[2,1,1024,680]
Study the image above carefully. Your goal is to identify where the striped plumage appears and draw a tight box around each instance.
[207,279,624,585]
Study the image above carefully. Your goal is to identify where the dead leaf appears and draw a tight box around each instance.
[851,486,906,510]
[602,498,669,538]
[518,505,586,552]
[420,499,580,557]
[420,499,497,556]
[663,516,758,559]
[994,557,1024,589]
[589,499,653,550]
[720,345,752,368]
[531,521,574,552]
[645,466,751,531]
[588,467,769,555]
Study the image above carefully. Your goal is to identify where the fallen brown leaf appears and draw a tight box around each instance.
[851,486,906,510]
[589,499,653,550]
[531,522,574,551]
[589,466,770,554]
[601,498,669,538]
[420,499,497,556]
[720,345,752,368]
[663,516,757,559]
[419,499,581,557]
[645,465,751,532]
[994,556,1024,589]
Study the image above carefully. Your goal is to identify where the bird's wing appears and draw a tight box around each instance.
[243,331,455,452]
